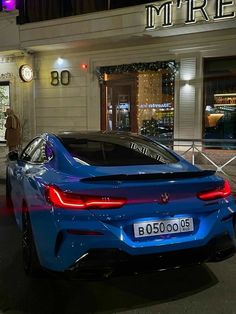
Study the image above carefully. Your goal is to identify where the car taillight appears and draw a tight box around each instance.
[45,185,126,209]
[197,180,232,201]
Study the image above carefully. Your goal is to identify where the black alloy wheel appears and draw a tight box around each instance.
[22,205,42,276]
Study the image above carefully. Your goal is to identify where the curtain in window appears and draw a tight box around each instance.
[17,0,153,23]
[70,0,107,15]
[110,0,152,9]
[17,0,108,23]
[17,0,63,22]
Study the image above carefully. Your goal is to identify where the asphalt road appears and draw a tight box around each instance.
[0,185,236,314]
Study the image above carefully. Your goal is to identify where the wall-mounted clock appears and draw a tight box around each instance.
[19,64,33,82]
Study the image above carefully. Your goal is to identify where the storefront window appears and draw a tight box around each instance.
[204,57,236,149]
[137,70,174,141]
[0,82,10,142]
[100,61,176,143]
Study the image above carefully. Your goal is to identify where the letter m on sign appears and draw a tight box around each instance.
[146,1,173,29]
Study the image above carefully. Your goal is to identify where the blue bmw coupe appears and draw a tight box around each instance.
[6,132,236,276]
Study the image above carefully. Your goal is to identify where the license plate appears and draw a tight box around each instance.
[133,217,194,238]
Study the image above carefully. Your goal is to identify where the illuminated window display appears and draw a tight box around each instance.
[0,82,10,141]
[99,61,176,140]
[137,70,174,139]
[204,56,236,148]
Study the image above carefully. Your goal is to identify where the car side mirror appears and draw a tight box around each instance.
[7,151,19,161]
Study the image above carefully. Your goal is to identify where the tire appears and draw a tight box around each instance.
[22,205,43,276]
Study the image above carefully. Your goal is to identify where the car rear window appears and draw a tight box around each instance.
[60,136,178,166]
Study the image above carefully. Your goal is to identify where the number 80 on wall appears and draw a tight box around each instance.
[50,70,71,86]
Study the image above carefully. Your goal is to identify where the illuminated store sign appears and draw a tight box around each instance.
[146,0,236,29]
[138,103,172,109]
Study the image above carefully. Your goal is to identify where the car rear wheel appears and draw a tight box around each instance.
[22,205,42,276]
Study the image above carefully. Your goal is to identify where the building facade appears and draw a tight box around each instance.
[0,0,235,149]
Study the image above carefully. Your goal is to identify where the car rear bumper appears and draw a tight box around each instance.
[67,233,236,274]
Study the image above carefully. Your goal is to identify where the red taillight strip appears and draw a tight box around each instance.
[45,185,126,209]
[85,200,125,208]
[46,186,85,209]
[197,180,232,201]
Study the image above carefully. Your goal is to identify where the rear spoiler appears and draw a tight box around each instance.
[80,170,216,182]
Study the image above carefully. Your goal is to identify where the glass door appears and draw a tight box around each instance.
[103,77,137,132]
[108,86,131,131]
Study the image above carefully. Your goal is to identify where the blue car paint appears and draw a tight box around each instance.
[7,132,236,272]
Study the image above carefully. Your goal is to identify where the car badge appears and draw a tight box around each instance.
[160,193,170,204]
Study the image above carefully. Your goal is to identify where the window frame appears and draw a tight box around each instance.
[20,137,54,164]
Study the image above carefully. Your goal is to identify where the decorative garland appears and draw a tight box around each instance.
[96,60,178,84]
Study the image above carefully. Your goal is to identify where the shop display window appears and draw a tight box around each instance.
[103,66,175,143]
[0,82,10,142]
[0,82,9,142]
[137,70,174,141]
[204,56,236,149]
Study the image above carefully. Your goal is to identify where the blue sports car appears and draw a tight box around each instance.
[6,131,236,276]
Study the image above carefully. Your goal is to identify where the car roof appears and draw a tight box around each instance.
[56,131,143,141]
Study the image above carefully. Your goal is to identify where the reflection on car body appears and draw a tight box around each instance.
[6,131,236,277]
